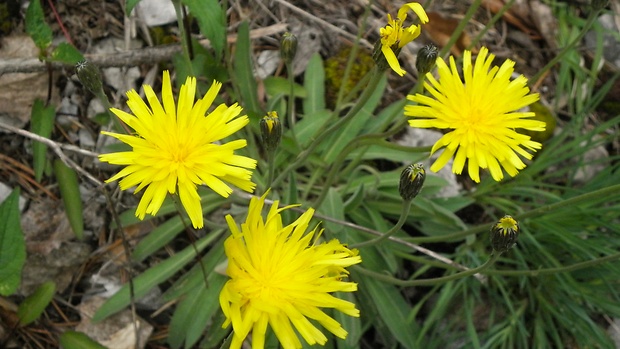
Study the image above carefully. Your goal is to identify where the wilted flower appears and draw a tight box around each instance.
[220,194,361,349]
[99,71,257,228]
[406,47,545,182]
[377,2,429,76]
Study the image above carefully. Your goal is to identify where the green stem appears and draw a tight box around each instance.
[408,183,620,244]
[286,61,298,147]
[530,8,602,84]
[265,151,276,190]
[468,0,516,49]
[351,200,412,248]
[439,0,483,57]
[312,125,429,208]
[172,0,195,78]
[271,67,386,188]
[354,253,501,286]
[486,251,620,277]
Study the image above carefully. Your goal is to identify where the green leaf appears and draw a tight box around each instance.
[303,53,326,115]
[59,331,108,349]
[49,43,84,64]
[264,77,307,98]
[125,0,142,16]
[17,281,56,326]
[53,160,84,239]
[161,237,226,302]
[321,74,387,163]
[183,0,226,59]
[131,196,226,262]
[294,109,331,147]
[25,0,52,50]
[318,188,345,234]
[30,99,55,182]
[0,189,26,296]
[357,272,418,349]
[93,233,218,322]
[168,274,227,349]
[334,292,361,349]
[233,21,262,119]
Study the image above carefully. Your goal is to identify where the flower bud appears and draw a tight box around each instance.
[260,111,282,153]
[76,60,104,96]
[416,44,438,76]
[399,163,425,201]
[490,215,519,253]
[280,32,298,65]
[372,40,401,73]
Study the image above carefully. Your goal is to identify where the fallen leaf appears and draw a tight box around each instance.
[424,12,472,56]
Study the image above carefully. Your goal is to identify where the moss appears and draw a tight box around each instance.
[324,46,374,108]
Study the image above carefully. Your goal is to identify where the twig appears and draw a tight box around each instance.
[0,121,102,187]
[271,0,373,49]
[0,24,288,74]
[233,191,484,281]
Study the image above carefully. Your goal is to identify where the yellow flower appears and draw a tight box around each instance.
[380,2,429,76]
[405,47,546,182]
[99,71,257,228]
[220,194,361,349]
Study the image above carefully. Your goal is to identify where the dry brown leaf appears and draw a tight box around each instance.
[481,0,542,39]
[424,12,472,56]
[0,35,59,128]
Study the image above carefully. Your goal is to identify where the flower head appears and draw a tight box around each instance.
[405,47,545,182]
[260,111,282,153]
[99,71,257,228]
[220,194,361,349]
[490,215,519,253]
[379,2,429,76]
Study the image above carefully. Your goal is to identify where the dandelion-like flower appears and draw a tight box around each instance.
[220,194,361,349]
[405,47,546,182]
[379,2,429,76]
[99,71,257,228]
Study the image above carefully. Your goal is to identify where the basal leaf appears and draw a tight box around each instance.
[30,99,55,182]
[303,53,326,115]
[93,233,218,321]
[183,0,226,58]
[54,160,84,239]
[49,43,84,64]
[59,331,107,349]
[0,189,26,296]
[233,21,262,119]
[18,281,56,326]
[25,0,52,50]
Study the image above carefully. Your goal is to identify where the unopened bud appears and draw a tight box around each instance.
[280,32,298,65]
[416,44,438,76]
[76,60,103,96]
[260,111,282,153]
[399,163,425,201]
[490,215,519,253]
